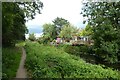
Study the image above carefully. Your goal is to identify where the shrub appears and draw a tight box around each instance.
[2,47,21,78]
[28,33,36,41]
[25,42,120,78]
[61,45,89,56]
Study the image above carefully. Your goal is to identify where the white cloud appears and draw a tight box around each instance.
[25,33,43,39]
[26,0,86,29]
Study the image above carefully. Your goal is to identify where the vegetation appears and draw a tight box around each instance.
[2,47,22,78]
[59,24,79,40]
[2,1,43,78]
[28,33,36,41]
[25,42,120,78]
[80,24,93,36]
[2,2,43,47]
[42,23,56,42]
[2,1,120,79]
[58,44,88,56]
[41,17,72,44]
[52,17,70,36]
[82,2,120,63]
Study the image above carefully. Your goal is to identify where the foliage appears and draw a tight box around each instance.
[82,2,120,63]
[28,33,36,41]
[38,36,50,44]
[80,24,93,36]
[57,44,89,58]
[52,17,70,35]
[25,42,120,78]
[2,2,43,47]
[2,47,21,78]
[18,1,43,20]
[42,23,56,41]
[37,37,44,44]
[42,18,71,43]
[59,24,79,39]
[2,3,26,46]
[15,41,26,47]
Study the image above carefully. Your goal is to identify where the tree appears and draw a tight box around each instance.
[29,33,36,41]
[80,24,93,36]
[42,23,56,42]
[82,2,120,63]
[2,1,43,47]
[2,3,26,46]
[59,24,79,40]
[52,17,70,36]
[18,1,43,20]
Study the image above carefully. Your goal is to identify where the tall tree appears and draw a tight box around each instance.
[82,2,120,63]
[18,1,43,20]
[59,24,79,40]
[42,23,56,41]
[52,17,70,36]
[2,1,43,47]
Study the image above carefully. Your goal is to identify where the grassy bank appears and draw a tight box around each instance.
[25,42,120,78]
[2,47,22,78]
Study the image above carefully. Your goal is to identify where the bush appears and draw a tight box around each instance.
[38,37,51,44]
[60,45,89,56]
[25,42,120,78]
[28,33,36,41]
[94,41,119,63]
[2,47,21,78]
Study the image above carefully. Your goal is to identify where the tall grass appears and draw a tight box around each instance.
[2,47,21,78]
[25,42,120,78]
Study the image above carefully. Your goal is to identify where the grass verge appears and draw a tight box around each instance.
[25,42,120,78]
[2,47,21,78]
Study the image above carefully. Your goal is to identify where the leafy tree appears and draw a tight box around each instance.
[59,24,79,40]
[2,1,43,47]
[41,18,70,43]
[18,1,43,20]
[80,24,93,36]
[29,33,36,41]
[42,23,56,42]
[2,3,26,46]
[82,2,120,63]
[52,17,70,35]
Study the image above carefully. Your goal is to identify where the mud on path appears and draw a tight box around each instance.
[16,47,27,78]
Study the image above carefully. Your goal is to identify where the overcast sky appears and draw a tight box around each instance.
[25,0,86,34]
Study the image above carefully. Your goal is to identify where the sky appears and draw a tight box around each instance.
[25,0,87,35]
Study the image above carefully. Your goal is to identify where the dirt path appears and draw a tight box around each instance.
[16,47,27,78]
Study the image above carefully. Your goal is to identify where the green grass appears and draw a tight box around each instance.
[2,47,21,78]
[15,41,26,47]
[25,42,120,78]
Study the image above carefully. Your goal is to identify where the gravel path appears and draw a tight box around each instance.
[16,47,27,78]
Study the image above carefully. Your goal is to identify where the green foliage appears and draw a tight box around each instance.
[15,41,26,47]
[18,1,43,20]
[2,3,26,46]
[58,44,89,56]
[52,17,70,35]
[28,33,36,41]
[42,18,71,43]
[2,47,21,78]
[80,24,93,36]
[59,24,79,39]
[38,36,51,44]
[42,23,56,41]
[25,42,120,78]
[82,2,120,63]
[2,2,43,47]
